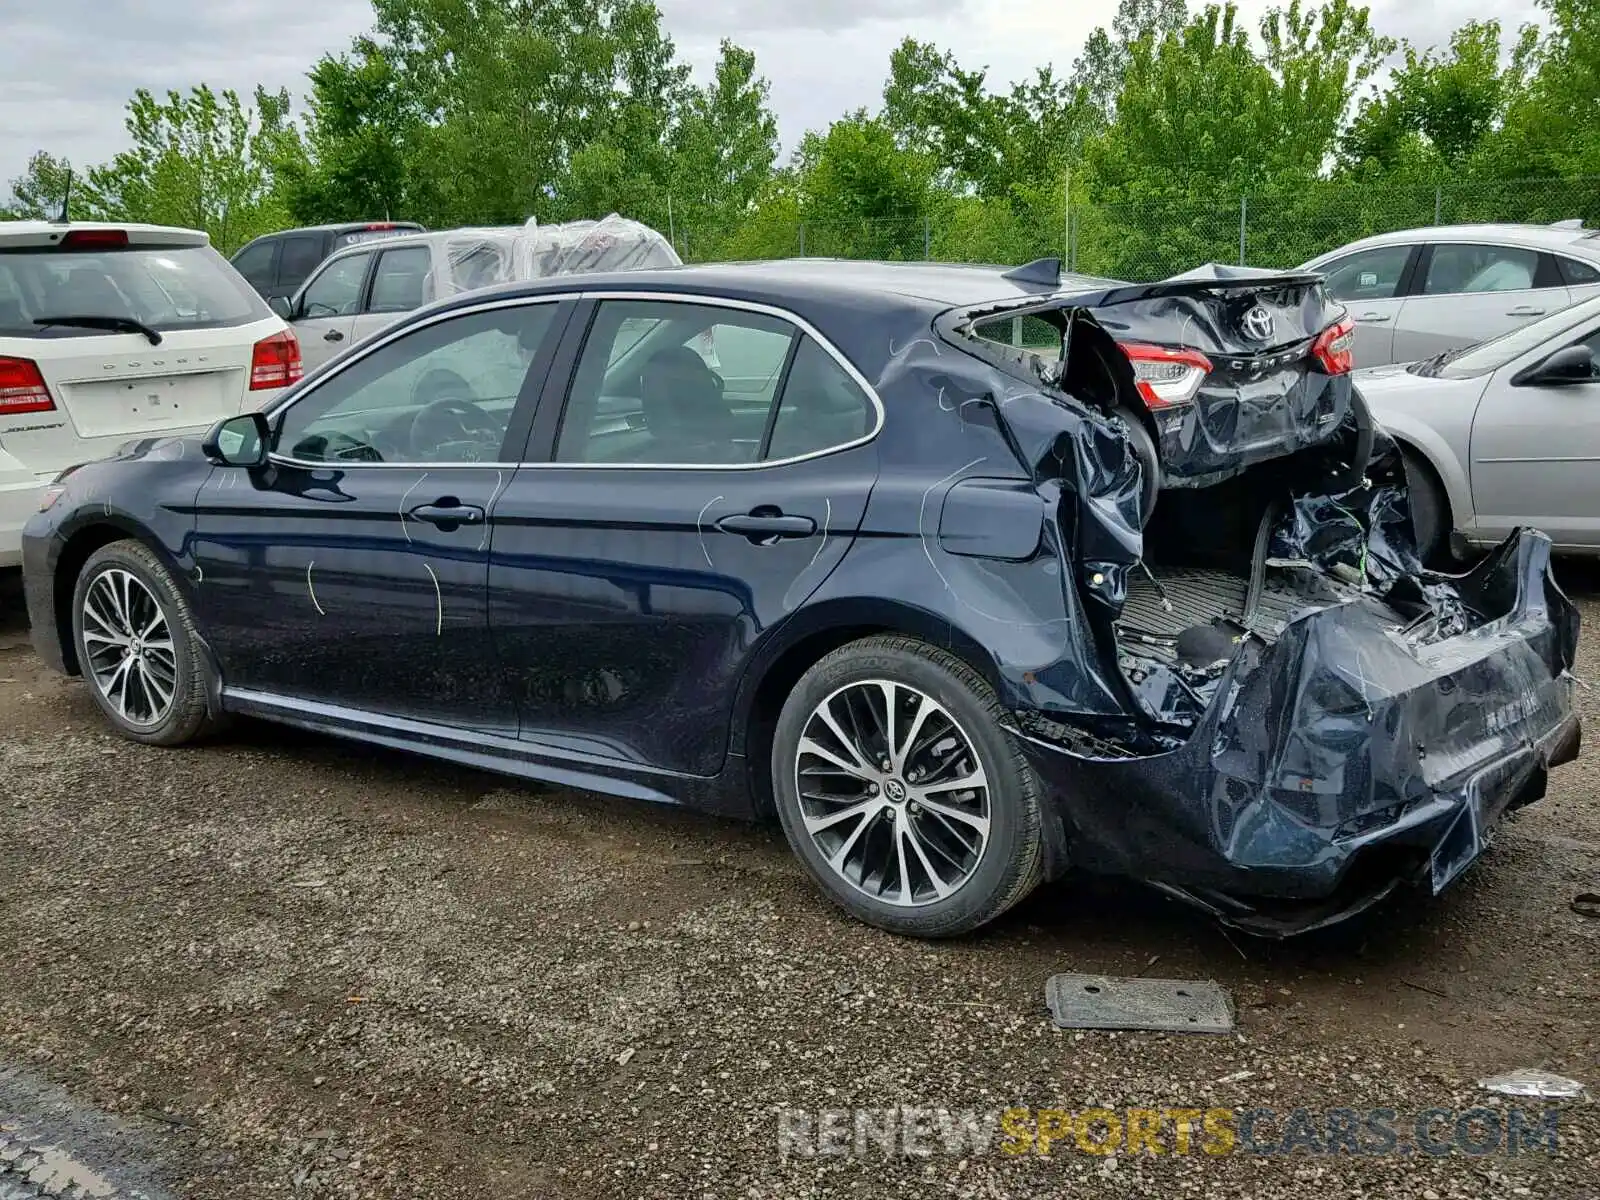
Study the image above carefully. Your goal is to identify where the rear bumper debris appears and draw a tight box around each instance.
[1017,528,1580,936]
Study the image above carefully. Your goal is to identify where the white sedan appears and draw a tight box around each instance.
[1358,292,1600,561]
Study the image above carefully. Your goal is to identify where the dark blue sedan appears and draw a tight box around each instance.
[20,258,1580,938]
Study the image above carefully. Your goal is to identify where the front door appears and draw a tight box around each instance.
[1470,323,1600,548]
[291,250,372,373]
[489,296,882,775]
[1318,243,1416,367]
[192,297,568,731]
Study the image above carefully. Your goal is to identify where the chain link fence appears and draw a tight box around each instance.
[669,176,1600,282]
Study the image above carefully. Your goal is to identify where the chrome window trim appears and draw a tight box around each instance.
[534,289,885,472]
[266,288,886,473]
[265,292,580,471]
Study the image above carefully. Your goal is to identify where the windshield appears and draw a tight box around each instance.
[0,243,270,338]
[1424,294,1600,378]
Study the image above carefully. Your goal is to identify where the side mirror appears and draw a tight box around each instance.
[269,295,294,320]
[202,412,271,467]
[1513,343,1597,387]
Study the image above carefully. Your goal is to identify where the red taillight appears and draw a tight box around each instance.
[250,330,303,390]
[1311,317,1355,375]
[59,228,129,249]
[0,356,56,414]
[364,223,396,231]
[1118,341,1213,408]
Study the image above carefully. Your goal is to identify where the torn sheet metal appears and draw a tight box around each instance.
[1045,973,1234,1033]
[859,277,1580,936]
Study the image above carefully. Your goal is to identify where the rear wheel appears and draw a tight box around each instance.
[70,540,220,746]
[770,635,1044,937]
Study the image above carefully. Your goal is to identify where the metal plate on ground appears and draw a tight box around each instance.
[1045,974,1234,1034]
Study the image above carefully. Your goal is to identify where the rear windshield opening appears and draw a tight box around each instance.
[0,244,271,338]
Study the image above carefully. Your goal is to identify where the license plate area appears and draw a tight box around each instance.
[63,371,237,438]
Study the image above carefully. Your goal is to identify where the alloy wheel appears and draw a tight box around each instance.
[793,679,991,907]
[81,568,178,728]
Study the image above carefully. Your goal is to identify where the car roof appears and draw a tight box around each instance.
[240,221,424,243]
[430,258,1123,315]
[0,220,209,247]
[1307,222,1600,263]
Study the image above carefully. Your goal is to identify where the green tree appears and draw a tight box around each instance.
[3,151,81,220]
[365,0,690,226]
[666,40,780,249]
[1341,20,1539,173]
[83,85,303,251]
[284,40,420,223]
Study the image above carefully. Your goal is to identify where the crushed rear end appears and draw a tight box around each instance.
[930,265,1580,935]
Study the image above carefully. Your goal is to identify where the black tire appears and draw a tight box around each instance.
[770,635,1044,937]
[1400,446,1452,567]
[1115,407,1161,526]
[70,539,221,746]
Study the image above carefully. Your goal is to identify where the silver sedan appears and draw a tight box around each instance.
[1359,293,1600,560]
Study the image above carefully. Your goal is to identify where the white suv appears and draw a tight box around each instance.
[0,221,301,566]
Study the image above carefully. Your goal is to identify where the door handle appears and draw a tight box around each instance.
[1507,305,1546,316]
[409,502,485,527]
[324,330,344,342]
[1355,312,1391,323]
[716,512,816,539]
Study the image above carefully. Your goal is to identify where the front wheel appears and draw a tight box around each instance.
[70,539,221,746]
[770,635,1045,937]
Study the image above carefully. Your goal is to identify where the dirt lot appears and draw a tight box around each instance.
[0,567,1596,1199]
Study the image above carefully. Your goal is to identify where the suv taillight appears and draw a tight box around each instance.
[0,356,56,414]
[1311,317,1355,375]
[1118,341,1213,408]
[250,330,303,390]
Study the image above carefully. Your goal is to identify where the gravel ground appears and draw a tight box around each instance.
[0,566,1596,1199]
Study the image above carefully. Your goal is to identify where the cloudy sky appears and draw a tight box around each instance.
[0,0,1542,186]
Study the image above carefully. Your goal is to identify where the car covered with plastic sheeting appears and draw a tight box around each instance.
[276,215,680,372]
[20,256,1580,941]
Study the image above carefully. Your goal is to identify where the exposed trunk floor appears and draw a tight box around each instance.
[1120,565,1310,645]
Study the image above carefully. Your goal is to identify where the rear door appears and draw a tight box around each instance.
[291,250,372,372]
[1315,243,1417,366]
[1393,243,1572,363]
[487,294,881,776]
[348,244,432,347]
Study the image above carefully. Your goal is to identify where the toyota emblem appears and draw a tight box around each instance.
[1241,305,1275,342]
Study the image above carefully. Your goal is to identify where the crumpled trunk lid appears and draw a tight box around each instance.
[1069,264,1352,488]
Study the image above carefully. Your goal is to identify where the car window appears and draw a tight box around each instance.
[556,299,816,465]
[766,336,876,460]
[231,241,276,291]
[0,244,270,337]
[274,303,557,464]
[368,246,432,314]
[1423,244,1542,295]
[300,253,370,318]
[277,237,325,290]
[1319,246,1412,301]
[1558,257,1600,286]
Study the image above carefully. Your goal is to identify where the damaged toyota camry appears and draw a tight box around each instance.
[19,258,1581,938]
